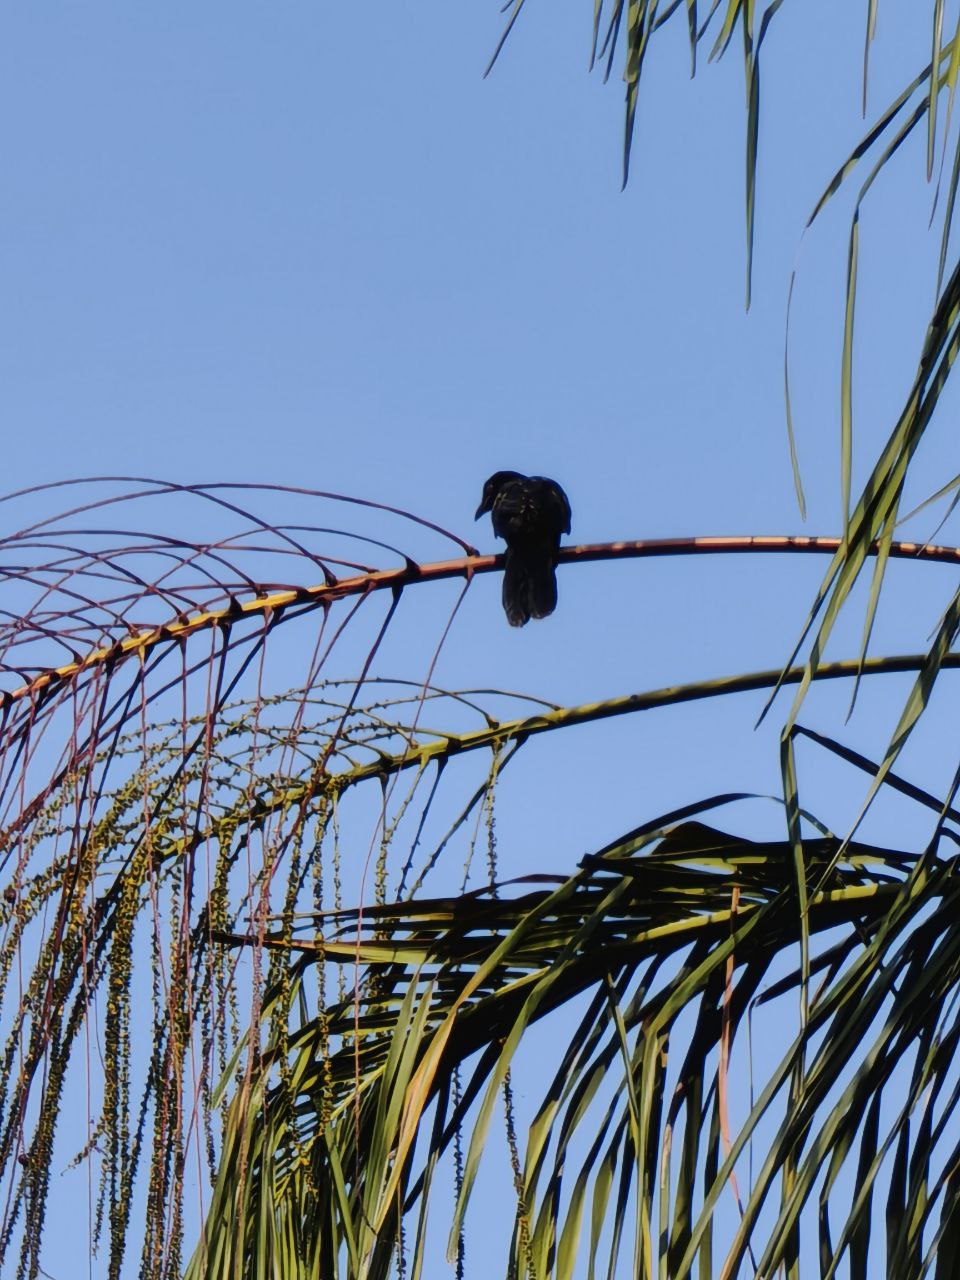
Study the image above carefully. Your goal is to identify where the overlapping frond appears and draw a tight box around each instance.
[194,806,960,1280]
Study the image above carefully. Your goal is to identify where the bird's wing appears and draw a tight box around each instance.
[529,477,571,537]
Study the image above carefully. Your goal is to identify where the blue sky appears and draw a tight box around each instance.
[0,3,939,519]
[3,2,960,1275]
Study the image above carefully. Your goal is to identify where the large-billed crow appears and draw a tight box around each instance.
[475,471,572,626]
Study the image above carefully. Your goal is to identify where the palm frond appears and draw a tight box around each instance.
[192,803,960,1278]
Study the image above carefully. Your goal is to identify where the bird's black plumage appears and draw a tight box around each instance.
[475,471,571,626]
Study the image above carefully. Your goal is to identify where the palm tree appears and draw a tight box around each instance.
[4,5,960,1278]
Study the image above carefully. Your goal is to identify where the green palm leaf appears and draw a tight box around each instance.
[188,797,960,1278]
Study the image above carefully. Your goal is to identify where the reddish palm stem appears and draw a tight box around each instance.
[3,534,952,707]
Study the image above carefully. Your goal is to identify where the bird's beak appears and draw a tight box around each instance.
[474,501,489,520]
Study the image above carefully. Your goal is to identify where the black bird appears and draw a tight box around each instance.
[475,471,571,627]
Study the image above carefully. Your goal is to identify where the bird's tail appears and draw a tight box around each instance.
[502,548,558,627]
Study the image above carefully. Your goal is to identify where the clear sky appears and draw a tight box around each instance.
[2,2,959,1275]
